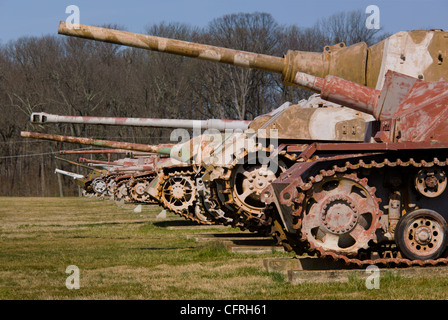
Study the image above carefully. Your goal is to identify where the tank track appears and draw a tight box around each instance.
[270,154,448,268]
[157,169,215,225]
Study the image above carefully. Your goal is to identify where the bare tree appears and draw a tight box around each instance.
[0,10,392,196]
[198,12,282,120]
[316,9,383,46]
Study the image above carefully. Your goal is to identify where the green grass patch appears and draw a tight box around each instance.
[1,197,448,299]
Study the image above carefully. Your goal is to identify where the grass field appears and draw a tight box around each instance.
[1,196,448,300]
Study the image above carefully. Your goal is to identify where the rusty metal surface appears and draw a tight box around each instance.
[248,96,374,142]
[266,152,448,267]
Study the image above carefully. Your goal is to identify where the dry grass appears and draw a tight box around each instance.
[1,196,448,300]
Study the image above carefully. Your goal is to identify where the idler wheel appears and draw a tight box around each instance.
[395,209,448,260]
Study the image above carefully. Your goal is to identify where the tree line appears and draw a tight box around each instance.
[0,10,385,196]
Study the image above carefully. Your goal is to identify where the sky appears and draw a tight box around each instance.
[0,0,446,44]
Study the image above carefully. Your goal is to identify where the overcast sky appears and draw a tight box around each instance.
[0,0,446,44]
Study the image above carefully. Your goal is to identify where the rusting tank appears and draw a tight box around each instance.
[26,111,251,222]
[77,155,162,203]
[59,148,167,200]
[30,111,250,206]
[56,22,448,235]
[256,69,448,266]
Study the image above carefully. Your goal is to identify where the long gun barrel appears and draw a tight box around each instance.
[54,168,85,179]
[58,22,285,73]
[60,149,152,156]
[54,155,104,172]
[31,112,250,131]
[57,22,366,88]
[58,22,448,89]
[21,131,174,155]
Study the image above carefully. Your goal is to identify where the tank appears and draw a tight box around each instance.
[29,112,251,211]
[39,23,448,259]
[53,155,110,196]
[58,148,177,201]
[32,133,167,201]
[79,155,162,203]
[255,69,448,266]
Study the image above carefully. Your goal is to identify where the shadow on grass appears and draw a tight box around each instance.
[136,246,197,251]
[153,220,201,228]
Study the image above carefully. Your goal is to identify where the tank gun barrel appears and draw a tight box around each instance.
[58,23,448,89]
[58,22,284,74]
[60,149,152,156]
[21,131,174,155]
[293,72,380,117]
[58,22,346,87]
[32,111,250,131]
[54,155,103,172]
[54,168,85,180]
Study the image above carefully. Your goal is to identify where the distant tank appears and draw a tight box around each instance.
[20,131,226,225]
[27,111,251,223]
[54,155,109,196]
